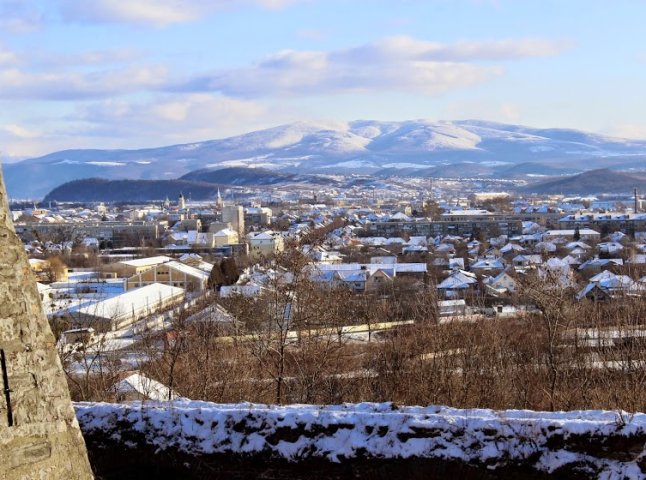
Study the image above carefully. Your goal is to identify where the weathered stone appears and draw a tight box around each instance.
[0,165,93,479]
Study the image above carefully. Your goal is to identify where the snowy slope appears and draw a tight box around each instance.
[76,400,646,478]
[5,119,646,198]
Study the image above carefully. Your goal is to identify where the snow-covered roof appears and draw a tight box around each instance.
[120,256,173,268]
[113,372,179,401]
[164,261,211,281]
[75,283,184,321]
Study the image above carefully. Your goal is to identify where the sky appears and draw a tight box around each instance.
[2,0,646,160]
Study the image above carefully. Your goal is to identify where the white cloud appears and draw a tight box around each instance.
[0,65,168,100]
[1,123,40,139]
[59,0,301,26]
[0,0,44,32]
[606,124,646,140]
[331,36,569,63]
[73,93,292,143]
[442,101,522,123]
[36,48,143,68]
[0,46,18,66]
[0,94,293,157]
[175,36,567,98]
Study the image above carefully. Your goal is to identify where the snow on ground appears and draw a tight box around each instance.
[75,401,646,478]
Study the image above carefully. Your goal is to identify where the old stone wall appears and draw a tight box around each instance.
[0,167,93,480]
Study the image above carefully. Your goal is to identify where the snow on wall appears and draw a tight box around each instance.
[75,401,646,478]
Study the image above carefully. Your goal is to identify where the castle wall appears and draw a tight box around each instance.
[0,168,93,480]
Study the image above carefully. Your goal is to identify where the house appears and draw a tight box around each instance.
[565,241,591,251]
[308,262,426,293]
[533,241,557,253]
[500,243,525,256]
[512,254,542,269]
[247,231,285,259]
[578,257,624,273]
[538,257,575,288]
[437,270,478,298]
[365,268,394,293]
[483,270,517,294]
[335,270,368,292]
[470,257,505,274]
[597,242,624,255]
[576,272,637,302]
[448,257,465,270]
[212,228,239,247]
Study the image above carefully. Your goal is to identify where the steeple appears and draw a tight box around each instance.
[216,188,224,209]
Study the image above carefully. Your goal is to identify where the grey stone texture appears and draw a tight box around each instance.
[0,167,93,479]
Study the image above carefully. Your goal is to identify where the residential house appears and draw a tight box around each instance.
[248,231,285,259]
[484,270,517,295]
[470,257,505,274]
[576,271,638,302]
[437,270,478,298]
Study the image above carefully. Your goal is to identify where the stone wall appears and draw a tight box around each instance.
[75,400,646,479]
[0,167,93,480]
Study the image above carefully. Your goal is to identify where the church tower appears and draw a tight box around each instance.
[216,188,224,209]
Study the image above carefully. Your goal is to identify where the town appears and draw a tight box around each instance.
[12,181,646,411]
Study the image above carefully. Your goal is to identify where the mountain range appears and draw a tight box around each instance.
[5,119,646,198]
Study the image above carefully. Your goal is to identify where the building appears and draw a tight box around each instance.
[245,207,273,226]
[248,231,285,259]
[212,228,239,247]
[72,283,185,330]
[222,205,245,237]
[362,216,524,238]
[109,255,173,277]
[558,213,646,235]
[16,221,160,248]
[542,229,601,241]
[126,261,211,292]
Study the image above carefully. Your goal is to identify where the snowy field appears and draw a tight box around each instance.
[76,401,646,479]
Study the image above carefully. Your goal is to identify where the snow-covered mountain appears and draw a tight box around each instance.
[5,119,646,198]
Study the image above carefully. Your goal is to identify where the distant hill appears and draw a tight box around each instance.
[496,162,581,178]
[42,167,340,202]
[179,166,337,186]
[7,119,646,198]
[43,178,222,203]
[519,169,646,195]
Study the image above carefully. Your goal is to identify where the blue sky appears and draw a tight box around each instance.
[1,0,646,159]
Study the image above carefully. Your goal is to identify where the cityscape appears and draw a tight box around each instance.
[2,1,646,479]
